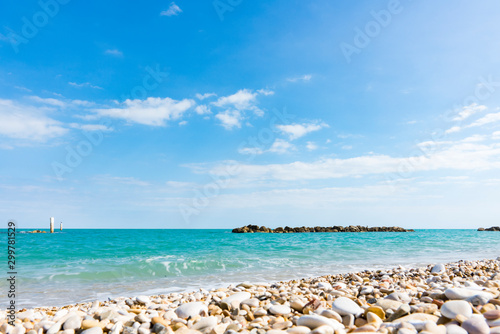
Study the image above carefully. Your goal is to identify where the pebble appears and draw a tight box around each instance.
[63,316,82,330]
[191,317,217,333]
[431,264,446,274]
[7,259,500,334]
[445,324,467,334]
[331,297,363,316]
[269,304,292,315]
[241,298,260,308]
[287,326,313,334]
[484,309,500,320]
[175,302,208,319]
[81,328,103,334]
[296,315,344,330]
[444,288,493,301]
[440,301,473,319]
[136,296,150,305]
[46,322,61,334]
[220,292,251,309]
[461,317,490,334]
[11,325,26,334]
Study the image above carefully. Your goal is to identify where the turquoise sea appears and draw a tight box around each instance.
[1,229,499,309]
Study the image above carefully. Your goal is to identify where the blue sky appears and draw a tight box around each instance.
[1,0,500,229]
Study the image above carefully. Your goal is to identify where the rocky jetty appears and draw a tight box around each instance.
[478,226,500,231]
[2,259,500,334]
[232,225,414,233]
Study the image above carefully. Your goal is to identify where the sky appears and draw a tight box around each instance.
[1,0,500,229]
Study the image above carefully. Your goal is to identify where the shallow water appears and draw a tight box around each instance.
[0,229,498,308]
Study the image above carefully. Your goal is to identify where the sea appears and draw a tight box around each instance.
[0,229,499,309]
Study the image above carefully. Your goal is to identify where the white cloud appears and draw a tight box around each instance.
[93,97,195,126]
[161,2,182,16]
[452,103,487,121]
[195,105,211,115]
[238,140,294,155]
[445,126,461,134]
[493,131,500,139]
[212,89,258,111]
[105,49,123,57]
[215,110,242,130]
[257,89,275,96]
[69,82,103,90]
[277,122,329,140]
[341,145,353,150]
[195,93,216,100]
[14,86,32,92]
[166,181,197,189]
[268,139,294,154]
[407,120,417,124]
[287,74,312,83]
[469,112,500,128]
[238,147,264,155]
[306,141,318,151]
[0,99,68,142]
[94,175,150,187]
[28,96,67,108]
[201,140,500,183]
[446,110,500,134]
[179,121,188,126]
[69,123,113,132]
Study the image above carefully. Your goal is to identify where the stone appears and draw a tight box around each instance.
[317,282,332,290]
[269,305,291,316]
[431,264,446,274]
[445,324,467,334]
[191,317,217,333]
[483,309,500,320]
[81,328,104,334]
[490,327,500,334]
[175,302,208,319]
[296,315,344,330]
[82,320,100,330]
[444,288,493,301]
[331,297,363,316]
[391,313,439,323]
[135,314,150,323]
[286,326,312,334]
[387,304,410,322]
[375,299,402,311]
[136,296,151,305]
[220,292,251,310]
[461,317,489,334]
[11,325,27,334]
[365,306,385,320]
[241,299,259,308]
[440,301,472,319]
[63,316,82,330]
[290,299,305,312]
[488,319,500,327]
[253,308,267,317]
[311,325,334,334]
[398,329,417,334]
[319,310,342,323]
[46,323,62,334]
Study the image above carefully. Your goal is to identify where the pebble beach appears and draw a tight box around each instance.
[3,258,500,334]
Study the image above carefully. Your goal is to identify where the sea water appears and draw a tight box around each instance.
[0,229,498,308]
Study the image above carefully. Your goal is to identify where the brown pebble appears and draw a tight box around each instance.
[483,309,500,320]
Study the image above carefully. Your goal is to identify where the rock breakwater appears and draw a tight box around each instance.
[478,226,500,231]
[232,225,414,233]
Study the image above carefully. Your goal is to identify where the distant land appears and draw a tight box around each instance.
[232,224,415,233]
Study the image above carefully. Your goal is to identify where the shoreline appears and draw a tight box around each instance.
[2,258,500,334]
